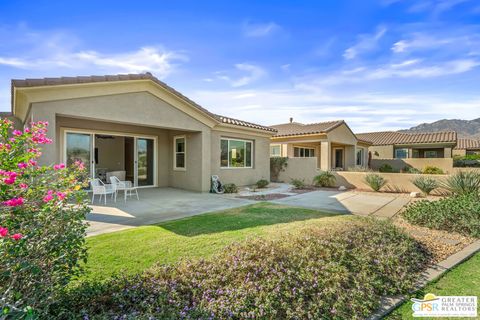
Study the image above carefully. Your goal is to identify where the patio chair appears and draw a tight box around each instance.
[90,178,116,204]
[109,176,139,202]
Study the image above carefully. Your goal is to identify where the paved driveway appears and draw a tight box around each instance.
[271,190,411,217]
[87,188,254,236]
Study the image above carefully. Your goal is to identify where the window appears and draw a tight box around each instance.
[270,145,281,157]
[174,136,186,170]
[394,148,409,159]
[425,150,438,158]
[221,138,253,168]
[356,148,364,166]
[293,147,315,157]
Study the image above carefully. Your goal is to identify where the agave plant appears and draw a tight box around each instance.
[411,176,439,196]
[313,171,336,187]
[364,173,387,192]
[440,170,480,195]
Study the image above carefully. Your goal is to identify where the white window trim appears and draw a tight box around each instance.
[221,138,253,169]
[173,135,186,171]
[270,144,282,157]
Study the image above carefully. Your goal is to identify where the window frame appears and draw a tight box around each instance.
[270,144,282,157]
[394,148,409,159]
[220,138,254,169]
[424,150,438,158]
[293,146,315,158]
[173,135,186,171]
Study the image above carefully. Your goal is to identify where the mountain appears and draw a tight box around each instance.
[400,118,480,139]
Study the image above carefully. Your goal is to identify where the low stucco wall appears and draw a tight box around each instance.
[335,171,449,194]
[371,158,453,173]
[277,157,319,184]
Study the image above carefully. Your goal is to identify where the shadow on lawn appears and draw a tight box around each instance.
[159,202,343,237]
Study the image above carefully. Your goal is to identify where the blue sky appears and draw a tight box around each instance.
[1,0,480,132]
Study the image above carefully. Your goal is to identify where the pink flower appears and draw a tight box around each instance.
[57,192,66,200]
[4,177,16,184]
[19,183,28,189]
[53,163,66,170]
[11,233,23,241]
[43,190,54,202]
[74,160,85,170]
[12,130,22,136]
[28,159,37,166]
[3,197,24,207]
[0,227,8,237]
[17,162,28,169]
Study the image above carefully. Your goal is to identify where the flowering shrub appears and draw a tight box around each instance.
[0,118,90,317]
[51,219,430,319]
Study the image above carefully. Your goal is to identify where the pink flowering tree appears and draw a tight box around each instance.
[0,118,90,317]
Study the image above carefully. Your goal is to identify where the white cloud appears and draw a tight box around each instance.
[343,25,387,60]
[216,63,266,87]
[0,46,187,77]
[243,21,280,37]
[408,0,471,15]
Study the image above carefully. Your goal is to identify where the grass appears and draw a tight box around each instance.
[82,202,349,281]
[387,251,480,319]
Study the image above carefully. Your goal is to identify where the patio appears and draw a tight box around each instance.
[86,188,254,236]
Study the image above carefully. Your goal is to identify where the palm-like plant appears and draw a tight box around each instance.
[313,171,336,187]
[411,176,439,195]
[440,170,480,195]
[364,173,387,192]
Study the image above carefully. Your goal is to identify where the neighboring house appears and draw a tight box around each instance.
[453,138,480,156]
[356,131,457,172]
[269,119,372,171]
[8,73,276,192]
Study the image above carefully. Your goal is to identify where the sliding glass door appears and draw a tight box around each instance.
[66,132,93,177]
[136,138,154,186]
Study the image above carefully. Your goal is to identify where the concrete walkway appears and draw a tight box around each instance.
[271,190,410,217]
[86,188,254,236]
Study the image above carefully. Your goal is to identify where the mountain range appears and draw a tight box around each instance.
[400,118,480,139]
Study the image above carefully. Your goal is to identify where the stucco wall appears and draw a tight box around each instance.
[371,158,453,173]
[452,149,466,157]
[211,130,270,187]
[335,171,449,194]
[370,145,394,159]
[277,157,319,184]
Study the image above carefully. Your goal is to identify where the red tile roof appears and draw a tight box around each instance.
[356,131,457,146]
[455,138,480,150]
[11,73,276,133]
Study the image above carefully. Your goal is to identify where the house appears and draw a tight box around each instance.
[356,131,457,172]
[8,73,276,192]
[453,138,480,156]
[269,119,372,171]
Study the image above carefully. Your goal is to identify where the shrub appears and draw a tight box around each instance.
[411,176,439,195]
[313,171,336,187]
[403,193,480,237]
[0,119,90,317]
[223,183,238,193]
[402,166,421,174]
[422,166,444,175]
[256,179,269,189]
[50,219,430,319]
[270,157,288,182]
[379,163,394,173]
[364,173,387,191]
[440,170,480,195]
[290,178,306,189]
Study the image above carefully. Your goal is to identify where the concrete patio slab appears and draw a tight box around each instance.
[271,190,410,216]
[87,188,254,236]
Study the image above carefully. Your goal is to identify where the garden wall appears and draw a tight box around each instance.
[277,157,319,184]
[371,158,453,173]
[335,172,448,194]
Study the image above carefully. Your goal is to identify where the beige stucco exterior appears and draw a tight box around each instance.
[270,123,370,171]
[12,80,274,192]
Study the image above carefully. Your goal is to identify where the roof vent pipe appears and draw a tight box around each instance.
[289,117,293,123]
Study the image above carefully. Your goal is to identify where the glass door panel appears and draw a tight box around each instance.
[66,132,93,178]
[136,138,154,186]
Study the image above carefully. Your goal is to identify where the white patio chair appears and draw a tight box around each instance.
[109,176,139,202]
[90,178,116,204]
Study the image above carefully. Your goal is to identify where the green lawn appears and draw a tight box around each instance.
[386,251,480,319]
[83,202,350,281]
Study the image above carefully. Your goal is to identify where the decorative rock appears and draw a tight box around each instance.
[410,192,421,198]
[338,186,347,191]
